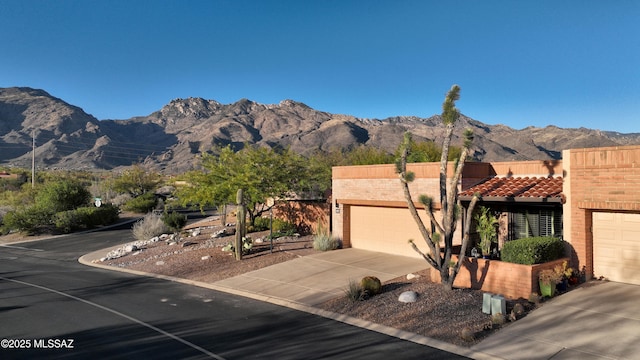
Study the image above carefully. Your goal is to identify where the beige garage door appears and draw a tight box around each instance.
[593,212,640,285]
[349,205,461,259]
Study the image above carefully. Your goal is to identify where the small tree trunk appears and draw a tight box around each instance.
[235,189,246,261]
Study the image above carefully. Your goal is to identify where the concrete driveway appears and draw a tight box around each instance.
[212,248,428,307]
[471,281,640,360]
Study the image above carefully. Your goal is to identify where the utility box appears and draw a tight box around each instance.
[482,293,493,314]
[483,293,506,315]
[491,295,506,315]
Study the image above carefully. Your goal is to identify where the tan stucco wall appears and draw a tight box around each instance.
[332,160,566,251]
[332,162,457,248]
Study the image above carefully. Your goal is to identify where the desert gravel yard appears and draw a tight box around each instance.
[95,216,538,347]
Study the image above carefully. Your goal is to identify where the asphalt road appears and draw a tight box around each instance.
[0,220,468,360]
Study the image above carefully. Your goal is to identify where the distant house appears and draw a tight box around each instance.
[331,145,640,287]
[0,171,27,183]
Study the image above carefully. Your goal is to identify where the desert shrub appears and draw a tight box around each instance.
[36,179,91,213]
[501,236,565,265]
[272,218,296,234]
[162,211,187,232]
[491,313,506,325]
[132,212,169,241]
[360,276,382,296]
[95,204,121,224]
[0,205,11,230]
[111,193,132,207]
[2,205,53,234]
[54,210,81,233]
[122,192,157,213]
[344,279,363,302]
[248,216,269,232]
[313,222,339,251]
[249,216,296,237]
[460,327,475,342]
[54,205,120,233]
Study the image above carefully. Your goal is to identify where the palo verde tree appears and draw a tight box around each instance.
[111,164,161,198]
[178,144,311,226]
[396,85,481,290]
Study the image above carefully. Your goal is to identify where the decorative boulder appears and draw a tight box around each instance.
[398,291,419,303]
[406,273,420,280]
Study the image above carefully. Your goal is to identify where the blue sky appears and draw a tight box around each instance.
[1,1,638,133]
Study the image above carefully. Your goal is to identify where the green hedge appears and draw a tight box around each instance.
[54,204,120,233]
[501,236,565,265]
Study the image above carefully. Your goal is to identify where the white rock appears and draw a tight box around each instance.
[132,251,141,256]
[169,242,177,246]
[125,244,138,252]
[201,255,210,260]
[398,291,419,303]
[254,237,264,244]
[99,257,107,262]
[156,261,165,266]
[406,273,420,280]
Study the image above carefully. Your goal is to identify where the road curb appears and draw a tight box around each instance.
[79,246,495,360]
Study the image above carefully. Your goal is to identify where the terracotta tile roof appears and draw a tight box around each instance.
[459,176,564,202]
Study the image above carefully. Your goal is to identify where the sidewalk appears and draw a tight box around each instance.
[470,281,640,360]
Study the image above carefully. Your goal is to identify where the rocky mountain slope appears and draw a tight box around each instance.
[1,87,638,174]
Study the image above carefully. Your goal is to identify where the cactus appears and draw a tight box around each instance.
[234,189,246,260]
[360,276,382,296]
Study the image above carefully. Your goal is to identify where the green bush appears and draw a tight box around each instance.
[94,204,120,225]
[501,236,565,265]
[2,205,54,234]
[36,180,91,213]
[162,211,187,232]
[54,210,81,233]
[249,216,296,237]
[54,205,120,233]
[122,192,157,213]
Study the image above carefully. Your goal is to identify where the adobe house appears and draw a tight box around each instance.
[332,144,640,289]
[0,171,27,182]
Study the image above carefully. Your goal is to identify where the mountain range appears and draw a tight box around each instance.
[1,87,638,174]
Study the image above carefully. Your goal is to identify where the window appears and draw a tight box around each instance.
[510,208,562,239]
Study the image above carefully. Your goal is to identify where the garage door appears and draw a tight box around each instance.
[593,212,640,285]
[349,206,464,259]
